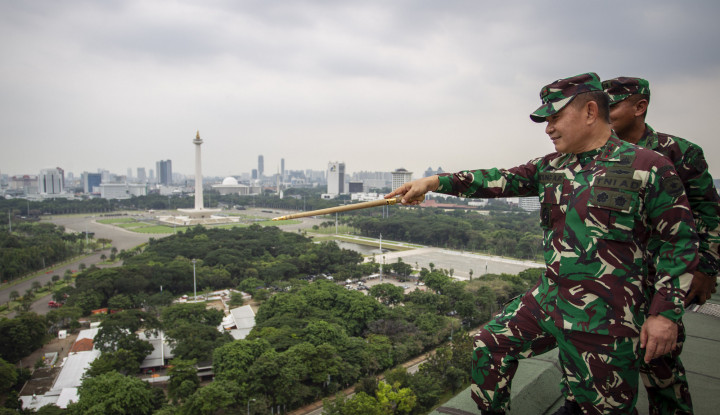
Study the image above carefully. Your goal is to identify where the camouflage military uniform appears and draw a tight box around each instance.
[601,77,720,415]
[433,73,699,415]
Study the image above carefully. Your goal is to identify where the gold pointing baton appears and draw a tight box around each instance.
[272,196,404,221]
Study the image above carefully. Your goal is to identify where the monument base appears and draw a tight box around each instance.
[157,209,240,226]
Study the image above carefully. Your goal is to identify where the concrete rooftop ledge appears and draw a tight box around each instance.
[432,297,720,415]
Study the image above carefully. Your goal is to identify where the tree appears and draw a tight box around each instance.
[8,291,19,302]
[0,312,48,363]
[213,338,271,384]
[375,380,416,414]
[167,359,199,404]
[0,357,18,393]
[69,371,160,415]
[31,280,42,292]
[166,323,230,362]
[323,392,386,415]
[369,283,404,306]
[85,349,143,377]
[178,380,242,415]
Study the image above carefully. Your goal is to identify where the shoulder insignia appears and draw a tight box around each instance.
[662,175,684,198]
[657,165,674,176]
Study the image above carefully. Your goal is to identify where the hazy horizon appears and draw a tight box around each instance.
[2,1,720,180]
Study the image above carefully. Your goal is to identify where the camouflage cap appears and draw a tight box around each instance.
[530,72,603,123]
[602,77,651,105]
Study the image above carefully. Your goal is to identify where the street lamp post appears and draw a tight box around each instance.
[192,259,197,302]
[247,398,256,415]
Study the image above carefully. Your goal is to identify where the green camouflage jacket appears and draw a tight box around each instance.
[436,135,699,337]
[639,124,720,277]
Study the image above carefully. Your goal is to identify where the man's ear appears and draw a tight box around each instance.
[635,99,649,118]
[585,100,599,124]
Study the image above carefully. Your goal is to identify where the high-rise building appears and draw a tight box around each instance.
[424,166,445,177]
[258,155,264,178]
[127,168,133,180]
[391,168,413,190]
[156,160,173,186]
[351,171,392,190]
[281,158,285,179]
[39,168,64,194]
[327,161,345,195]
[82,172,102,193]
[137,168,147,183]
[149,169,155,183]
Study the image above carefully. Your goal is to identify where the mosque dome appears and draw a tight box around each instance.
[221,177,239,186]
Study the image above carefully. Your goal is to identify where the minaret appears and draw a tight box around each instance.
[193,131,204,210]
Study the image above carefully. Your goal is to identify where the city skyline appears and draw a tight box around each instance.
[2,1,720,180]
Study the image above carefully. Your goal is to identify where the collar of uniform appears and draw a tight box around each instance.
[596,135,626,162]
[637,123,658,150]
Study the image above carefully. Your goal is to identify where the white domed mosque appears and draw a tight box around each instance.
[158,132,239,226]
[212,176,260,195]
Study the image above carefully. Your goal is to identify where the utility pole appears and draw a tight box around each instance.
[192,259,197,302]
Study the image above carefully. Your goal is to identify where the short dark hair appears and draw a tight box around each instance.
[571,91,610,123]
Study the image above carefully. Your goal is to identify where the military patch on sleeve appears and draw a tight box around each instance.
[657,165,674,176]
[684,146,708,172]
[662,175,685,197]
[589,188,632,212]
[540,203,553,228]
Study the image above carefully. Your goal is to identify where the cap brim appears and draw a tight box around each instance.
[607,93,630,106]
[530,96,573,123]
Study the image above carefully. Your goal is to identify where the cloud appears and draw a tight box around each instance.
[1,0,719,179]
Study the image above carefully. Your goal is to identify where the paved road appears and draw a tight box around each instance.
[0,213,167,315]
[2,209,543,315]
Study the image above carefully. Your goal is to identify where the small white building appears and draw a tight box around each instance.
[99,183,148,199]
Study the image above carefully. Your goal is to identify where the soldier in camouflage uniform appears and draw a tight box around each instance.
[599,76,720,415]
[385,73,699,415]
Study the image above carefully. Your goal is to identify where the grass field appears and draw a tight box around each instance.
[97,217,136,224]
[96,216,300,234]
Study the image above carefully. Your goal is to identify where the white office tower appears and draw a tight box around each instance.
[39,168,64,194]
[391,168,413,190]
[327,161,345,195]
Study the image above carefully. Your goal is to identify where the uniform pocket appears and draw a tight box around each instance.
[586,187,638,241]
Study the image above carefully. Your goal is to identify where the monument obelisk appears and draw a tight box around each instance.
[193,131,204,210]
[159,131,233,225]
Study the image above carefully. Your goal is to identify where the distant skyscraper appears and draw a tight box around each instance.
[39,168,64,194]
[137,168,146,182]
[252,169,258,180]
[127,168,133,180]
[258,155,264,178]
[156,160,173,186]
[281,158,285,179]
[391,168,413,190]
[149,169,155,182]
[423,166,444,177]
[327,161,345,195]
[82,172,102,193]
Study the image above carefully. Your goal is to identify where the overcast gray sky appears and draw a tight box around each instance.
[2,0,719,180]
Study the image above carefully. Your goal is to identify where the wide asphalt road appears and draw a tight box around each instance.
[0,213,167,315]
